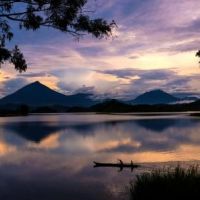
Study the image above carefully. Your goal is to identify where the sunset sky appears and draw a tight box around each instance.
[1,0,200,99]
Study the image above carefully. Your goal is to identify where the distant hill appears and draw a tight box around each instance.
[91,99,133,113]
[180,96,199,102]
[130,89,179,105]
[0,81,97,107]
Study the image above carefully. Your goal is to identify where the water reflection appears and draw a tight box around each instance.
[0,114,199,199]
[1,116,200,160]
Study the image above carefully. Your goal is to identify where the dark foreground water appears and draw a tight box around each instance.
[0,113,200,200]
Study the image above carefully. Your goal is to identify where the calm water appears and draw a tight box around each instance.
[0,113,200,200]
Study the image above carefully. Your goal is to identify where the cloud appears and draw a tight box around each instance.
[11,0,200,60]
[1,0,200,98]
[1,67,199,100]
[0,78,28,97]
[128,55,139,60]
[74,86,95,94]
[161,40,200,53]
[97,68,174,80]
[18,72,49,78]
[94,68,200,99]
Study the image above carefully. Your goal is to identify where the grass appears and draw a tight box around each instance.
[129,165,200,200]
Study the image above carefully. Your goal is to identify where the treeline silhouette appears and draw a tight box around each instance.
[1,99,200,116]
[71,99,200,113]
[0,104,29,116]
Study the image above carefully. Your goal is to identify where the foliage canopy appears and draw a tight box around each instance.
[0,0,115,72]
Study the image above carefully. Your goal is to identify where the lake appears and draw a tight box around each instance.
[0,113,200,200]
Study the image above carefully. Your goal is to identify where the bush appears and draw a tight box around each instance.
[129,166,200,200]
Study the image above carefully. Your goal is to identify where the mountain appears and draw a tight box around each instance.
[130,89,179,105]
[0,81,97,107]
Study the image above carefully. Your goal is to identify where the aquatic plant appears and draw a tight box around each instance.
[129,165,200,200]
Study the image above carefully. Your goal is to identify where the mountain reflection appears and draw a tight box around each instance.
[134,118,177,132]
[1,117,200,155]
[134,118,200,132]
[4,122,66,143]
[0,116,200,159]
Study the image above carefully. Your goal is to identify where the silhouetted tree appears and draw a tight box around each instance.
[196,50,200,63]
[18,104,29,115]
[0,0,115,72]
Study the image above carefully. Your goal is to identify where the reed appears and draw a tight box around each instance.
[129,165,200,200]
